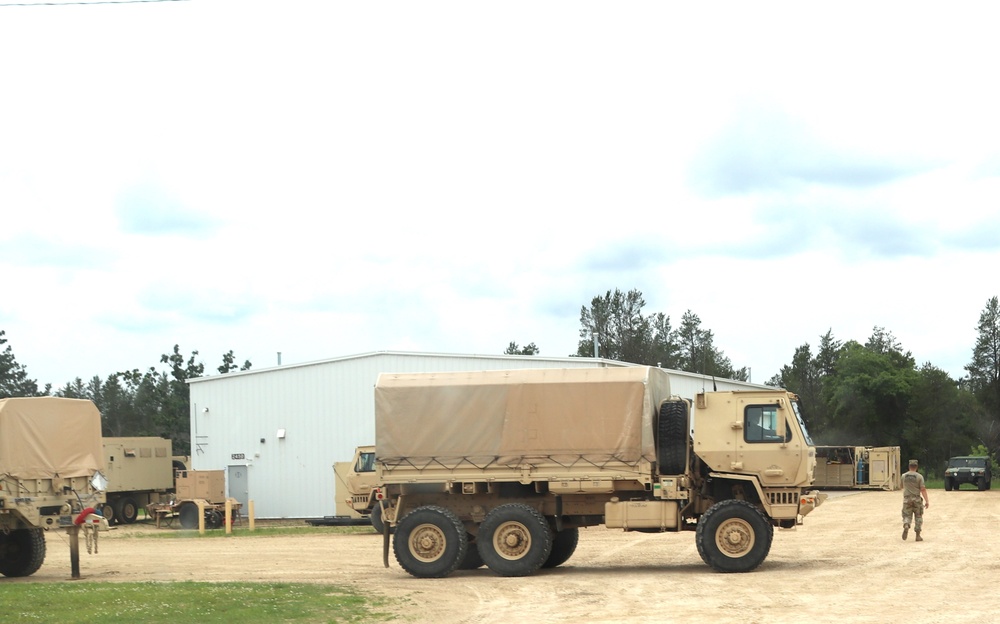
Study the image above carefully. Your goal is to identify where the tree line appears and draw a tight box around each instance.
[0,332,250,455]
[507,289,1000,476]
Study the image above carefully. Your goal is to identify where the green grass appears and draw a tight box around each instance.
[1,581,394,623]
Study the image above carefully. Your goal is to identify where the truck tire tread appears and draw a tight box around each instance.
[393,505,467,578]
[657,399,689,475]
[542,527,579,568]
[478,503,553,577]
[695,499,772,573]
[0,528,47,578]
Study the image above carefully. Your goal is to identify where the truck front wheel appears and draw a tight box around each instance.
[478,503,553,577]
[696,500,773,573]
[393,506,467,578]
[0,528,46,578]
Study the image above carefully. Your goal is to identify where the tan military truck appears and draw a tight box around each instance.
[337,445,384,530]
[101,436,177,525]
[0,397,107,578]
[372,366,823,578]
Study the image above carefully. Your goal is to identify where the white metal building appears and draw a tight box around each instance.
[187,351,769,519]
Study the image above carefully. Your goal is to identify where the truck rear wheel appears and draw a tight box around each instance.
[459,538,484,569]
[0,528,46,578]
[393,505,467,578]
[118,497,139,524]
[657,399,688,475]
[542,527,579,568]
[478,503,553,577]
[696,499,772,573]
[99,502,117,525]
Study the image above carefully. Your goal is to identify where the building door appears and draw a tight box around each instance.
[228,465,249,516]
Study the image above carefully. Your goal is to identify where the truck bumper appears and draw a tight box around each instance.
[797,490,826,519]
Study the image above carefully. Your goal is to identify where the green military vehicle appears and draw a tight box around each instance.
[371,366,824,578]
[0,397,107,577]
[944,456,992,491]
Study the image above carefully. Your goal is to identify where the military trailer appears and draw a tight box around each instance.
[0,397,107,578]
[145,469,240,529]
[101,436,176,525]
[813,445,901,490]
[372,367,823,578]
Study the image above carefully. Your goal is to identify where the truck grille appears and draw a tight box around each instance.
[767,491,800,506]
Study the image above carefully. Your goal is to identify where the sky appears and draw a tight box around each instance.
[2,1,1000,390]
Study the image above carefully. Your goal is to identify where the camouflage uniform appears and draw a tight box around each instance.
[901,465,925,540]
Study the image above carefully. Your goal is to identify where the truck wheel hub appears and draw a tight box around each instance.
[495,522,530,559]
[409,524,445,562]
[716,519,754,556]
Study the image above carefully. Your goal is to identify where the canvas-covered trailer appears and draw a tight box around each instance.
[813,445,901,490]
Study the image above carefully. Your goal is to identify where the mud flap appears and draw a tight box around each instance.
[380,499,390,568]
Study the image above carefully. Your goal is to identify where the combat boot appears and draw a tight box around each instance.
[915,530,923,542]
[902,524,909,540]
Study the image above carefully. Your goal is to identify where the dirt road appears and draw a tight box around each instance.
[16,489,1000,623]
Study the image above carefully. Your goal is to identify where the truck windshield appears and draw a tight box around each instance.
[791,401,814,445]
[949,457,986,468]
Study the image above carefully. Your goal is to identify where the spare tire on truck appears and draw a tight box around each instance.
[657,399,689,475]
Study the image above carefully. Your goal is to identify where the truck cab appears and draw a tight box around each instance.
[341,445,386,531]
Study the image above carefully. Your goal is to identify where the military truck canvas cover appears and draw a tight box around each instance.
[0,397,104,480]
[375,366,670,465]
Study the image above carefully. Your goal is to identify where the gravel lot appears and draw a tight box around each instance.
[12,488,1000,623]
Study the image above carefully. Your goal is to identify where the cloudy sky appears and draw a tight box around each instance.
[2,1,999,389]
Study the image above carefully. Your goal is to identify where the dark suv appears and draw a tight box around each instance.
[944,456,992,491]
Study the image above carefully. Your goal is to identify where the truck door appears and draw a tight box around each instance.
[735,400,803,486]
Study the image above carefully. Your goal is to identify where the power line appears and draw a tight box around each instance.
[1,0,189,6]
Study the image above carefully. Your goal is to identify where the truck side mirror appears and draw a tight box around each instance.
[90,471,108,492]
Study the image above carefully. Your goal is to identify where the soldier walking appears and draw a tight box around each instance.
[901,459,930,541]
